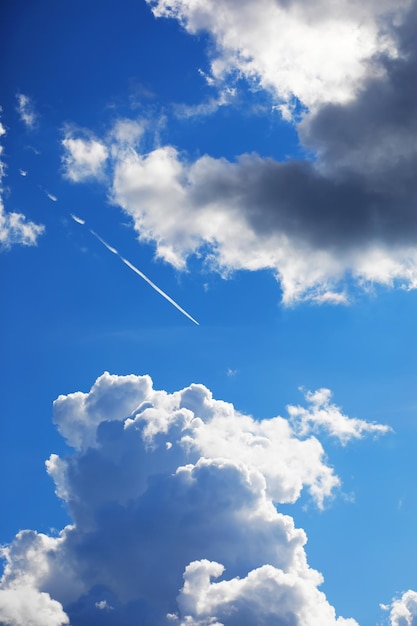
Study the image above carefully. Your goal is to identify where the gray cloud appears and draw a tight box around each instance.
[60,2,417,303]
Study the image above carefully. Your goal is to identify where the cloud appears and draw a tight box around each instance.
[175,559,359,626]
[60,2,417,304]
[45,191,58,202]
[388,590,417,625]
[0,587,69,626]
[287,388,391,445]
[0,117,44,249]
[1,373,389,624]
[61,135,109,182]
[147,0,410,111]
[16,93,38,129]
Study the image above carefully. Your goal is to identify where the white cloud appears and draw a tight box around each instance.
[0,587,69,626]
[147,0,409,112]
[109,143,417,304]
[175,559,359,626]
[50,371,343,507]
[389,590,417,626]
[59,2,417,305]
[95,599,114,611]
[0,208,45,249]
[287,388,391,445]
[45,191,57,202]
[61,135,108,182]
[0,118,44,249]
[16,93,38,129]
[1,373,387,624]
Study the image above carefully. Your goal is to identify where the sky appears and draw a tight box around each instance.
[2,0,417,624]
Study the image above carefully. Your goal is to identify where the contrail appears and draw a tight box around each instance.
[70,214,199,325]
[71,214,85,225]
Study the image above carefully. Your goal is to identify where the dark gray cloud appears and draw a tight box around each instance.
[191,4,417,253]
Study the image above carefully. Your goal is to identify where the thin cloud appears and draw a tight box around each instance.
[16,93,38,129]
[45,190,58,202]
[70,213,85,225]
[0,118,44,249]
[288,388,392,445]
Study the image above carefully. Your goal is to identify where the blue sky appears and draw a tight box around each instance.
[2,1,417,625]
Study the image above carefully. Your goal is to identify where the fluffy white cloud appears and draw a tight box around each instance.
[147,0,409,111]
[0,207,45,249]
[389,590,417,626]
[1,373,389,624]
[16,93,37,129]
[0,587,68,626]
[61,135,108,182]
[175,559,359,626]
[50,371,343,507]
[0,118,44,249]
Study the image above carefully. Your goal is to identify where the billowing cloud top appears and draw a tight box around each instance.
[147,0,409,110]
[0,373,390,625]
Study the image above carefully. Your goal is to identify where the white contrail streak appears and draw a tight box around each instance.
[119,255,199,325]
[71,214,199,325]
[90,229,119,256]
[71,214,85,225]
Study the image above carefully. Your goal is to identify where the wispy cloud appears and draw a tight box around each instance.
[288,388,391,445]
[45,190,58,202]
[0,117,44,249]
[16,93,38,129]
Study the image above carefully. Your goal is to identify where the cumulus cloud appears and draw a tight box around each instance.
[60,1,417,304]
[388,590,417,625]
[175,559,358,626]
[61,135,109,182]
[0,587,68,626]
[0,117,44,249]
[16,93,38,129]
[1,373,390,624]
[147,0,409,111]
